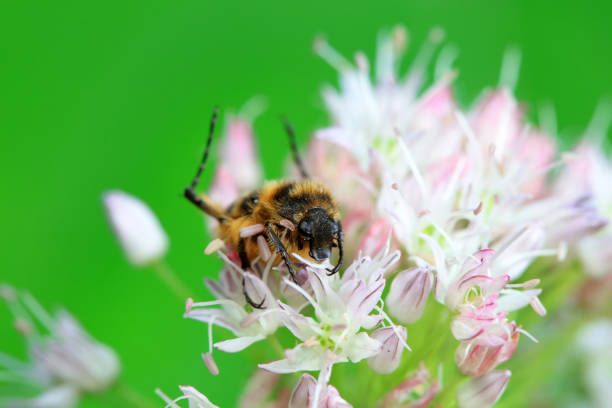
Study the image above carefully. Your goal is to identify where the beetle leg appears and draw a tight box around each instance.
[239,238,265,309]
[326,221,343,276]
[265,222,299,284]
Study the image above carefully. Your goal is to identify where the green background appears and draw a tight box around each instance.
[1,1,611,407]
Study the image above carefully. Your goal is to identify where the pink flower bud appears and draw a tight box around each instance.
[518,131,555,197]
[358,218,392,257]
[471,89,522,160]
[289,374,352,408]
[321,386,352,408]
[239,369,281,408]
[386,268,433,324]
[455,329,519,377]
[290,373,317,408]
[457,370,511,408]
[208,166,240,209]
[367,326,407,374]
[222,119,262,192]
[381,363,439,408]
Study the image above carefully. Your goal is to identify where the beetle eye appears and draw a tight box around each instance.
[298,220,312,237]
[331,222,339,235]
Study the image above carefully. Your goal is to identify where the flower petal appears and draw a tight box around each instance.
[214,335,265,353]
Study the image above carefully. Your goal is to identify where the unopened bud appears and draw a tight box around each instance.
[457,370,511,408]
[455,328,518,377]
[289,373,351,408]
[103,190,168,266]
[358,218,392,258]
[289,373,317,408]
[386,268,433,324]
[223,118,262,192]
[367,326,407,374]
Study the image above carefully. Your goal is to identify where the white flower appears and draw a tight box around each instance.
[103,190,168,266]
[30,311,120,392]
[185,252,282,355]
[1,287,119,403]
[4,385,79,408]
[315,27,445,170]
[258,245,402,376]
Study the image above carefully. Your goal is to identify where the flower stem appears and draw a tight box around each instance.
[267,334,285,358]
[152,259,194,301]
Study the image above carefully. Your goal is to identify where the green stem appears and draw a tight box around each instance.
[152,259,195,301]
[267,334,285,358]
[438,371,462,407]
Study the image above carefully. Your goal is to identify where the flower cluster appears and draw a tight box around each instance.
[0,285,120,408]
[0,23,607,408]
[144,27,612,407]
[23,25,595,408]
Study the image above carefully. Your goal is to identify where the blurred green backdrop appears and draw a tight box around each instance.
[1,1,611,407]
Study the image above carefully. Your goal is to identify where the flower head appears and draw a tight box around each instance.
[1,286,119,405]
[152,27,612,408]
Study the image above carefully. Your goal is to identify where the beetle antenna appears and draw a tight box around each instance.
[281,116,309,179]
[190,106,219,190]
[184,106,227,222]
